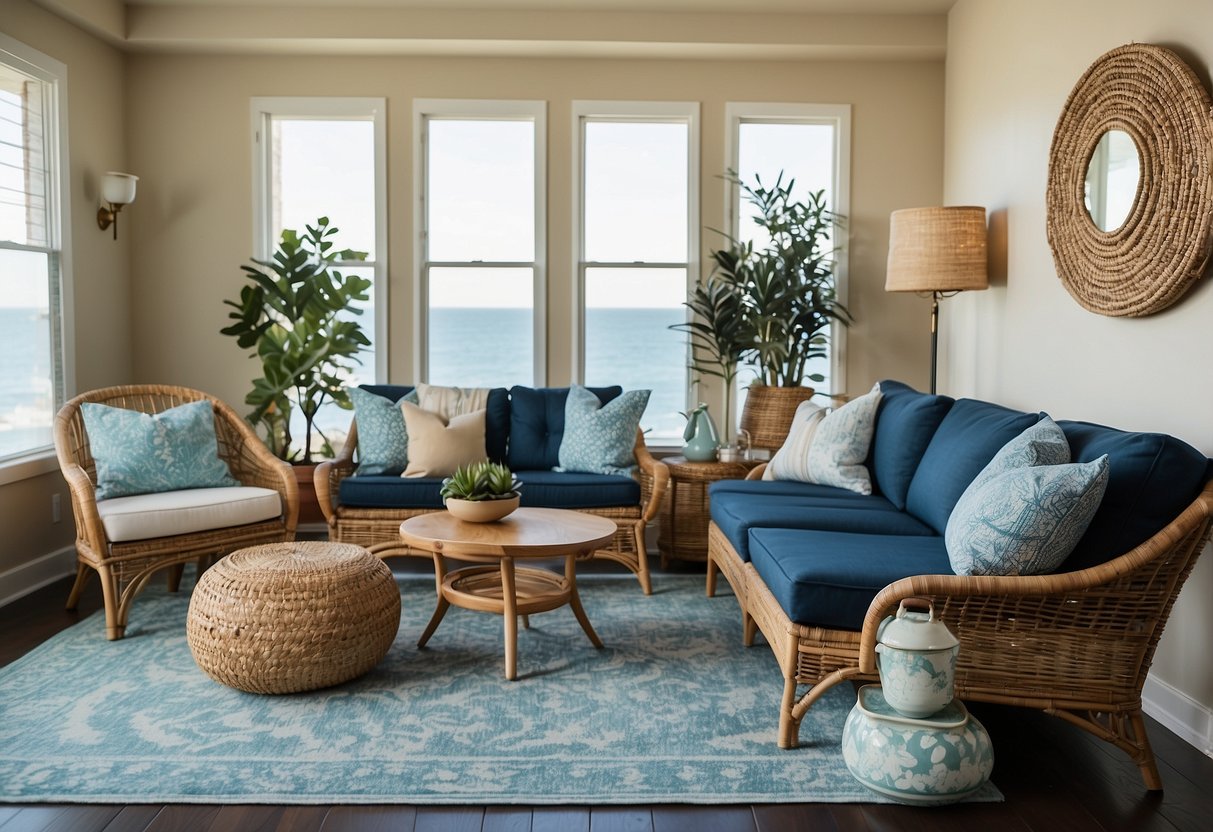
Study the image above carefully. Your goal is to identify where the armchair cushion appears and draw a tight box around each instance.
[338,475,446,509]
[96,486,282,542]
[81,400,237,500]
[507,385,621,471]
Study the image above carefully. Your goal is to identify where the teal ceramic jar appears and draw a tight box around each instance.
[876,599,959,718]
[682,403,720,462]
[842,685,994,805]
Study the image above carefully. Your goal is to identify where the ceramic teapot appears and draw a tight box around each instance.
[875,598,960,718]
[682,402,720,462]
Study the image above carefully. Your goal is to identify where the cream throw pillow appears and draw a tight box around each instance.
[804,383,883,494]
[415,383,490,421]
[763,400,827,482]
[400,403,488,478]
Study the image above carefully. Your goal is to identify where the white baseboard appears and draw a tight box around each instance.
[1143,673,1213,759]
[0,547,76,608]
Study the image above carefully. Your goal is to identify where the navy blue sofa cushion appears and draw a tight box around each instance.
[870,380,954,510]
[905,399,1042,535]
[709,480,881,500]
[749,529,952,629]
[339,474,446,509]
[507,386,621,471]
[515,470,640,509]
[710,489,935,560]
[1059,421,1210,570]
[359,384,511,464]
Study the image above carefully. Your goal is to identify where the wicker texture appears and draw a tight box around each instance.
[706,478,1213,790]
[657,456,756,565]
[885,206,988,292]
[1046,43,1213,317]
[53,385,299,640]
[315,424,668,595]
[186,542,401,694]
[739,385,816,451]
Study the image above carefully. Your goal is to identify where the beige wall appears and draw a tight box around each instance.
[125,53,944,421]
[944,0,1213,712]
[0,0,131,577]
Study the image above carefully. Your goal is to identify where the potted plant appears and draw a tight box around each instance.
[221,217,370,521]
[673,171,850,450]
[440,461,523,523]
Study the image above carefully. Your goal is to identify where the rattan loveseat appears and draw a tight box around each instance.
[316,384,669,594]
[706,379,1213,790]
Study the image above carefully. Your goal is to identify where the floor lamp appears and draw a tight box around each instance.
[885,206,989,394]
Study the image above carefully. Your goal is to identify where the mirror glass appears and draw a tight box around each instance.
[1084,130,1140,231]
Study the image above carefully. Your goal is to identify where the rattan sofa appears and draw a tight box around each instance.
[53,384,298,639]
[705,379,1213,790]
[315,384,669,594]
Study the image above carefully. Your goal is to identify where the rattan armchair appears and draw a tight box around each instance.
[54,384,298,640]
[711,473,1213,790]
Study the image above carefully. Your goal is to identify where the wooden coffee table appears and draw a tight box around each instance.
[399,507,617,680]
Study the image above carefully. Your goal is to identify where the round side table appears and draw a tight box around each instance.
[657,455,760,566]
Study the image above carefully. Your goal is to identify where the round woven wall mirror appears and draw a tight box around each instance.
[1046,43,1213,317]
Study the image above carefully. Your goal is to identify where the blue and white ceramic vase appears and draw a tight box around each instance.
[842,685,994,805]
[875,598,959,718]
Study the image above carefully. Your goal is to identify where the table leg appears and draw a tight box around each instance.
[521,614,530,629]
[501,557,518,680]
[417,552,449,648]
[566,554,603,649]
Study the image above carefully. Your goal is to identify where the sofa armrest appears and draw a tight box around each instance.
[315,420,359,527]
[746,463,767,480]
[633,431,669,523]
[211,396,298,535]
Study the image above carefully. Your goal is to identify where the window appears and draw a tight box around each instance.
[574,102,699,442]
[250,97,386,444]
[415,100,546,388]
[727,103,850,404]
[0,34,70,466]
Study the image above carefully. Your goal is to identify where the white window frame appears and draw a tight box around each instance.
[413,99,547,385]
[0,32,73,483]
[725,102,851,397]
[571,100,699,440]
[249,96,388,383]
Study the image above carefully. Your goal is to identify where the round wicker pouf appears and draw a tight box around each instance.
[186,542,401,694]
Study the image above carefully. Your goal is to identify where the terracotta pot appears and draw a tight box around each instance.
[445,495,520,523]
[739,385,816,451]
[293,463,326,526]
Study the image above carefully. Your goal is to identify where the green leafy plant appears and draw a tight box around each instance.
[221,217,370,463]
[440,461,522,503]
[673,170,851,408]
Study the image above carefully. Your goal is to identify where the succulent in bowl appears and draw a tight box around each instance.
[440,461,522,503]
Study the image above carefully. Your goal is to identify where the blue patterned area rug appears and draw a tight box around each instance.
[0,573,1002,805]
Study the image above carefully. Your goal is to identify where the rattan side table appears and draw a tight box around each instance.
[657,455,760,566]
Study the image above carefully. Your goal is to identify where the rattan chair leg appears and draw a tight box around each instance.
[1130,710,1164,791]
[742,612,757,646]
[632,521,652,596]
[706,558,718,597]
[167,563,185,593]
[96,564,123,641]
[778,674,800,748]
[65,562,91,610]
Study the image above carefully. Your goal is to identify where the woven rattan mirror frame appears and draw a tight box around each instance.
[1046,43,1213,317]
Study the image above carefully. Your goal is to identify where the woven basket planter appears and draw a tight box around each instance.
[187,541,401,694]
[740,385,815,451]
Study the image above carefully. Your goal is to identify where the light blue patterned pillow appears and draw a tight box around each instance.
[968,416,1071,492]
[945,456,1109,576]
[557,384,650,476]
[81,400,239,501]
[804,383,883,494]
[350,387,419,476]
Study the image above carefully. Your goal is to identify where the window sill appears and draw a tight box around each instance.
[0,450,59,487]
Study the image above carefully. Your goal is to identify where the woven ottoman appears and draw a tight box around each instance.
[186,541,401,694]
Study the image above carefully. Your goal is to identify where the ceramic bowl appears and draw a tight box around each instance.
[444,495,520,523]
[842,685,994,805]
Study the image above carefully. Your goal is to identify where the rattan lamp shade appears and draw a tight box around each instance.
[886,206,989,293]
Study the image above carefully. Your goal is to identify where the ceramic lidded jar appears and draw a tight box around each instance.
[876,598,960,719]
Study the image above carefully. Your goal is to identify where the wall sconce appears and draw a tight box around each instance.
[96,172,138,240]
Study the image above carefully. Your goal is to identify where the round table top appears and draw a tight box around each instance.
[661,454,764,481]
[399,507,617,560]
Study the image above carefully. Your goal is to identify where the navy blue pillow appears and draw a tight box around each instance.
[358,384,510,464]
[904,399,1042,535]
[507,386,621,471]
[1059,421,1210,570]
[869,380,955,510]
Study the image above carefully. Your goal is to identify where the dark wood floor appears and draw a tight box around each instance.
[3,562,1213,832]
